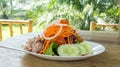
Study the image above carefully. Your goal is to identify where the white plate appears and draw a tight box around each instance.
[24,41,105,61]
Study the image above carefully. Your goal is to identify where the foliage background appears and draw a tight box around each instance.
[0,0,120,30]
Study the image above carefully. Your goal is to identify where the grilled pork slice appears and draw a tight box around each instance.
[25,35,44,53]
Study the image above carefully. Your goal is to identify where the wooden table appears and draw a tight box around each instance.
[0,33,120,67]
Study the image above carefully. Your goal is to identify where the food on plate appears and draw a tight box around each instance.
[25,36,44,52]
[58,45,80,56]
[25,19,93,56]
[74,44,86,56]
[80,42,93,54]
[45,42,59,55]
[57,42,93,56]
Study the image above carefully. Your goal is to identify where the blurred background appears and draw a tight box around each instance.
[0,0,120,40]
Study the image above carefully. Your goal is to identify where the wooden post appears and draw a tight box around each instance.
[103,26,105,31]
[0,23,2,41]
[28,19,33,32]
[20,24,23,34]
[90,21,96,31]
[9,23,13,37]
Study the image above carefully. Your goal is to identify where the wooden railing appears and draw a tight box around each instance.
[90,21,119,31]
[0,19,33,41]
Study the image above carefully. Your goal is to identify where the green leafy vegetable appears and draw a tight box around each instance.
[45,42,59,55]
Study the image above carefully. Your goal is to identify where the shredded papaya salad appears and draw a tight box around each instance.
[25,19,93,56]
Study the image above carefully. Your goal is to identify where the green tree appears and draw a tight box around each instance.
[0,0,9,19]
[57,0,119,30]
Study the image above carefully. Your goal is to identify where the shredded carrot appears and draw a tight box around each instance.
[39,19,83,54]
[40,40,51,54]
[60,19,69,24]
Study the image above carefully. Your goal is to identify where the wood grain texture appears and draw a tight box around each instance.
[0,41,120,67]
[90,21,96,31]
[28,20,33,32]
[9,23,13,37]
[20,24,23,34]
[0,33,120,67]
